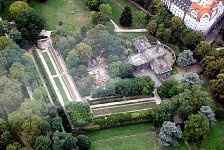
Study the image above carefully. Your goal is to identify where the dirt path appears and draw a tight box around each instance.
[110,20,147,33]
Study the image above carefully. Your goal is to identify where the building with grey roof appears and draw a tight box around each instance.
[128,36,175,79]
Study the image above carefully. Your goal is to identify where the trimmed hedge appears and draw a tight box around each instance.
[94,109,152,127]
[81,125,101,132]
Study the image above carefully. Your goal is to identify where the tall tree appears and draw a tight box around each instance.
[34,135,51,150]
[75,42,92,60]
[159,121,182,146]
[210,73,224,101]
[9,62,31,84]
[119,6,132,27]
[66,50,80,69]
[0,76,23,114]
[132,11,147,27]
[147,20,157,35]
[181,72,203,85]
[176,50,196,68]
[198,106,216,127]
[194,41,213,58]
[183,114,209,141]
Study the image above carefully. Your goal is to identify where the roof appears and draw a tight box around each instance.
[132,36,152,52]
[173,0,192,11]
[189,0,223,21]
[150,58,172,74]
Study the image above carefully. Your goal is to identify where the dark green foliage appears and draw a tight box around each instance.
[119,6,132,27]
[52,131,77,150]
[86,0,108,11]
[158,79,184,98]
[134,76,154,95]
[172,85,213,120]
[116,78,139,96]
[105,78,121,96]
[66,101,93,126]
[70,65,88,79]
[117,63,134,79]
[77,135,91,150]
[34,135,51,150]
[14,8,45,45]
[51,116,62,132]
[0,20,10,36]
[151,102,173,126]
[92,86,106,98]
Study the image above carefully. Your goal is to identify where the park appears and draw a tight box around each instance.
[0,0,223,150]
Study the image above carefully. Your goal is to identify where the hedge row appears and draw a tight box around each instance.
[94,109,152,127]
[88,95,153,105]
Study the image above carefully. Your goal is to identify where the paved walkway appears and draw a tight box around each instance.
[110,20,147,33]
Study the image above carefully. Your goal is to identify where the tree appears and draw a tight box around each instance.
[181,72,203,85]
[70,65,88,79]
[77,135,91,150]
[117,63,133,79]
[108,61,121,78]
[176,50,196,68]
[172,85,213,120]
[91,4,112,25]
[9,1,30,19]
[52,131,77,150]
[66,101,93,126]
[9,30,22,43]
[6,142,25,150]
[198,106,216,127]
[0,36,13,51]
[133,11,147,27]
[156,23,164,38]
[159,121,182,146]
[147,20,157,35]
[151,102,173,126]
[34,135,51,150]
[119,6,132,27]
[210,73,224,101]
[183,114,209,141]
[0,20,10,36]
[86,0,108,11]
[105,78,121,96]
[32,87,47,102]
[39,117,51,135]
[66,50,80,69]
[51,116,62,132]
[75,42,92,60]
[9,62,31,84]
[158,79,184,98]
[162,28,172,42]
[181,28,203,49]
[134,76,154,95]
[2,43,25,69]
[170,16,184,32]
[0,76,23,114]
[13,8,45,44]
[194,41,213,58]
[92,86,106,98]
[116,78,139,96]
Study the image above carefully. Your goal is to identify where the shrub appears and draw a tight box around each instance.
[77,135,91,150]
[66,101,93,126]
[81,125,100,132]
[92,86,106,98]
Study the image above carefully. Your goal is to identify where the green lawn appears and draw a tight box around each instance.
[33,51,59,106]
[88,123,160,150]
[200,120,224,150]
[53,77,69,103]
[30,0,88,31]
[42,52,57,76]
[108,0,146,28]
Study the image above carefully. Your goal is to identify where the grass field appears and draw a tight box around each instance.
[88,123,160,150]
[30,0,89,31]
[53,77,69,103]
[108,0,146,28]
[42,52,57,76]
[33,51,59,105]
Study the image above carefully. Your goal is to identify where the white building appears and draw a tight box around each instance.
[161,0,224,32]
